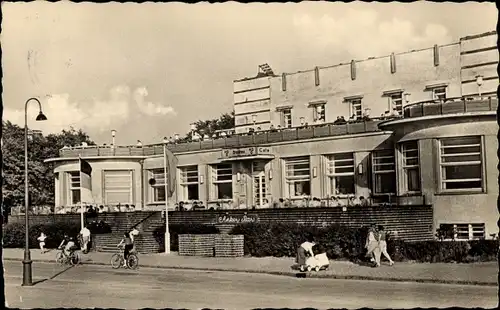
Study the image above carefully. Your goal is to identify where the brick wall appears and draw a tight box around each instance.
[169,206,434,242]
[8,206,434,254]
[178,234,244,257]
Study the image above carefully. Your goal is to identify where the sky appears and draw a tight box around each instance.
[2,1,497,145]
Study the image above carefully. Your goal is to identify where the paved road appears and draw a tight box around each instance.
[4,261,497,309]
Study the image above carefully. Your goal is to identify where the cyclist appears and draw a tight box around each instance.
[117,232,134,268]
[59,235,77,259]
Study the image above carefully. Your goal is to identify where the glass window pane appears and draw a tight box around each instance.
[331,175,355,195]
[154,187,166,202]
[406,169,421,192]
[217,183,233,199]
[187,184,199,200]
[442,165,481,180]
[374,173,396,194]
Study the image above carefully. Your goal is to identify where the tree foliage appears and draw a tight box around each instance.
[2,121,95,209]
[179,111,235,142]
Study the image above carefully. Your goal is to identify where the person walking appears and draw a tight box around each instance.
[296,234,315,270]
[365,224,380,267]
[80,226,91,254]
[377,225,394,266]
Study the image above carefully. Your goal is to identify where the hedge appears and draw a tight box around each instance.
[229,222,498,263]
[152,224,219,252]
[3,222,81,249]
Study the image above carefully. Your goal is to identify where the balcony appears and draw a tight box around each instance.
[58,119,385,158]
[403,96,497,119]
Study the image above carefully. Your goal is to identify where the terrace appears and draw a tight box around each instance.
[57,118,386,158]
[404,96,497,117]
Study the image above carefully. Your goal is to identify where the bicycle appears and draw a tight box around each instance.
[110,245,139,270]
[55,248,81,266]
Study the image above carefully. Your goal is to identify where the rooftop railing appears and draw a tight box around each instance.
[57,96,497,159]
[58,119,385,158]
[403,96,497,119]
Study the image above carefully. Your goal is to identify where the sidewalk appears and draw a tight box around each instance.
[3,248,497,286]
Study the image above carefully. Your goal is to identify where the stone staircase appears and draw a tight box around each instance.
[93,212,164,254]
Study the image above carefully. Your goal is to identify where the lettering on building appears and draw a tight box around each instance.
[221,147,272,159]
[216,214,259,224]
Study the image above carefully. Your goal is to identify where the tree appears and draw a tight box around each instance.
[179,111,235,142]
[2,121,95,209]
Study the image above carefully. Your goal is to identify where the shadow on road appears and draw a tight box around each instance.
[32,265,75,286]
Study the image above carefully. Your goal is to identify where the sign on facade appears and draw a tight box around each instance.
[216,214,259,224]
[221,147,271,159]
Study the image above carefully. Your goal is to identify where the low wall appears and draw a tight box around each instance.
[7,205,434,243]
[178,234,244,257]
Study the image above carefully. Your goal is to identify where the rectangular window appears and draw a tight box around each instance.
[372,150,396,194]
[212,164,233,200]
[179,165,199,201]
[348,99,362,119]
[326,153,355,196]
[389,92,403,115]
[285,157,311,198]
[281,109,292,128]
[149,169,166,202]
[439,223,485,240]
[312,104,326,122]
[432,86,447,100]
[401,141,421,193]
[68,171,81,205]
[104,170,133,204]
[439,136,483,191]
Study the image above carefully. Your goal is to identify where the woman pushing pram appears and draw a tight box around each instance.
[295,235,330,272]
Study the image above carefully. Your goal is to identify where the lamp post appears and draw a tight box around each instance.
[111,129,117,147]
[162,137,171,254]
[23,97,47,286]
[476,75,483,99]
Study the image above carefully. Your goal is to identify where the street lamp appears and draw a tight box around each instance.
[23,97,47,286]
[476,75,483,99]
[162,137,171,254]
[111,129,117,147]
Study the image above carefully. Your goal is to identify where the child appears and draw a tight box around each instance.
[117,232,134,268]
[37,232,47,254]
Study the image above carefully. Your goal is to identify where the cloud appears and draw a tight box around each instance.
[3,85,177,135]
[133,87,177,116]
[292,9,452,59]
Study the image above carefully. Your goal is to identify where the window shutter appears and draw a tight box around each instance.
[350,60,356,80]
[390,53,396,74]
[282,73,287,91]
[433,44,440,67]
[314,66,320,86]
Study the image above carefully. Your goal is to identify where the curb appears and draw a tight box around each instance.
[3,257,497,287]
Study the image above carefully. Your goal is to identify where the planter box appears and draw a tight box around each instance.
[297,128,314,139]
[178,234,244,257]
[178,234,216,256]
[313,126,330,137]
[215,235,244,257]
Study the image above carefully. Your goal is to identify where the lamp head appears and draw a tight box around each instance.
[36,111,47,121]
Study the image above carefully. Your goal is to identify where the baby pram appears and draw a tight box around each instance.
[299,244,330,272]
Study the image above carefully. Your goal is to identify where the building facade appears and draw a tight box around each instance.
[46,31,499,240]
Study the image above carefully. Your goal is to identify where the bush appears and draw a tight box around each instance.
[229,222,498,263]
[229,222,368,260]
[3,222,80,249]
[153,224,219,252]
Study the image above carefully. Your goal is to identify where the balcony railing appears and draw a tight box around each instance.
[403,96,498,119]
[58,119,384,158]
